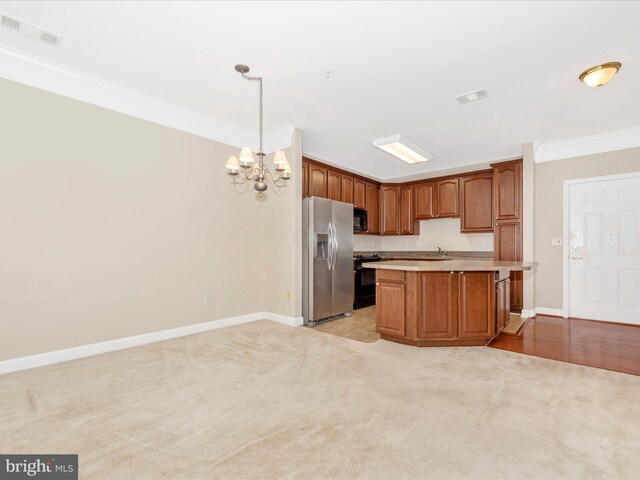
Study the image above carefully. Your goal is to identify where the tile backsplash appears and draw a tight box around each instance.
[354,217,494,252]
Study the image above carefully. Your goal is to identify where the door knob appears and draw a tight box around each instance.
[571,255,583,260]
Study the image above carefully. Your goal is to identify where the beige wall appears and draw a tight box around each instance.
[534,147,640,308]
[355,218,494,252]
[261,128,302,318]
[0,78,299,361]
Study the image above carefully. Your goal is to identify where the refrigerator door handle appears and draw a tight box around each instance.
[327,222,334,270]
[331,222,339,271]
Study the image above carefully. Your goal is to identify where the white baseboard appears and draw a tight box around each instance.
[262,312,304,327]
[0,312,301,375]
[520,309,536,319]
[535,307,566,317]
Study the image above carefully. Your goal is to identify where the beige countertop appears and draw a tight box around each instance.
[362,260,536,272]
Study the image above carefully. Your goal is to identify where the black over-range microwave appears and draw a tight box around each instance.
[353,208,368,233]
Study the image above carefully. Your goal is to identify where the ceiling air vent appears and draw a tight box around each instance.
[456,88,488,105]
[40,30,61,47]
[0,12,62,48]
[1,14,20,31]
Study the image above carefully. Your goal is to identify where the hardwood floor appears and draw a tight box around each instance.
[489,315,640,376]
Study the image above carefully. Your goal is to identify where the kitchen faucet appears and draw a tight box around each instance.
[437,246,448,257]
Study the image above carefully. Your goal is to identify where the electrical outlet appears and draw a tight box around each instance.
[552,238,562,247]
[204,294,212,305]
[416,240,423,247]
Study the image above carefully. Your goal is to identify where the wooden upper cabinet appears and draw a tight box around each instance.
[302,161,309,198]
[492,159,523,312]
[308,163,327,198]
[458,272,495,338]
[380,185,400,235]
[414,181,436,219]
[354,178,366,209]
[435,178,459,218]
[365,182,380,234]
[327,169,342,201]
[494,221,521,262]
[418,272,458,339]
[493,160,522,221]
[460,173,493,232]
[400,185,417,235]
[341,174,354,204]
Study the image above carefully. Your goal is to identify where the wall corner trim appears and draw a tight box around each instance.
[534,126,640,163]
[0,44,295,151]
[0,312,302,375]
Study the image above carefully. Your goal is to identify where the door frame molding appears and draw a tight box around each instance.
[562,171,640,318]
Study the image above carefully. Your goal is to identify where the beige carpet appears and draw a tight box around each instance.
[311,306,379,343]
[2,320,639,480]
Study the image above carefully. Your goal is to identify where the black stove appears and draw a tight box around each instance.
[353,254,382,309]
[354,254,381,260]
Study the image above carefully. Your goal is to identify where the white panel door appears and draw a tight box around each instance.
[569,175,640,324]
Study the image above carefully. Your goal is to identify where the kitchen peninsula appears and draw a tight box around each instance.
[364,260,535,347]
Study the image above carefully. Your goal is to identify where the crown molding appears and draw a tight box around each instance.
[0,44,294,151]
[534,126,640,163]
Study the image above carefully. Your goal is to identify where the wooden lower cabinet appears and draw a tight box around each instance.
[418,272,458,339]
[494,221,523,311]
[376,270,510,346]
[458,272,495,338]
[496,278,510,332]
[376,270,406,337]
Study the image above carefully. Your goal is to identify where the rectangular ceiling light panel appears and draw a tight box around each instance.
[0,12,62,47]
[456,88,488,105]
[372,135,433,164]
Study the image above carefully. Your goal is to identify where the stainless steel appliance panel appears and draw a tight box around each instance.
[309,197,333,321]
[303,197,354,325]
[331,201,354,316]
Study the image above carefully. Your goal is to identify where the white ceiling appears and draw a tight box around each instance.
[1,1,639,181]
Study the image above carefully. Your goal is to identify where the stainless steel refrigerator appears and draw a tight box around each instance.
[303,197,354,326]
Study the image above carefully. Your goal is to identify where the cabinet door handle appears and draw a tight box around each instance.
[450,271,454,274]
[376,283,380,286]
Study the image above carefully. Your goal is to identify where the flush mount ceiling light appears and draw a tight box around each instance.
[579,62,622,87]
[455,88,488,105]
[372,135,433,164]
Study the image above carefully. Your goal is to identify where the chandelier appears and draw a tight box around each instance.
[225,64,291,195]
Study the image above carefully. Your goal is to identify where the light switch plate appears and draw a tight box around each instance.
[552,238,562,246]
